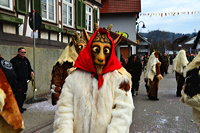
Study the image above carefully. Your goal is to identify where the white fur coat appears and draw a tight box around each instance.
[53,70,134,133]
[144,52,160,81]
[173,50,189,74]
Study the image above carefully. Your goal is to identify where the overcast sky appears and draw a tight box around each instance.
[138,0,200,34]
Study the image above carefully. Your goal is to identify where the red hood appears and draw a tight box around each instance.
[74,28,122,89]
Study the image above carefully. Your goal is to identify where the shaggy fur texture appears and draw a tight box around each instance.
[57,44,78,65]
[0,88,6,112]
[173,50,189,74]
[53,70,134,133]
[144,52,161,81]
[183,51,200,77]
[0,69,24,132]
[181,52,200,127]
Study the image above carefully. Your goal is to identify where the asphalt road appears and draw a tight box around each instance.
[130,66,198,133]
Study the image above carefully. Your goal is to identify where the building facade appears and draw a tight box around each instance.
[100,0,141,60]
[0,0,102,97]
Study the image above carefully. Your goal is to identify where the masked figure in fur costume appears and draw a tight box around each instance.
[50,29,89,105]
[181,52,200,130]
[172,49,189,97]
[0,56,24,133]
[144,51,163,100]
[53,25,134,133]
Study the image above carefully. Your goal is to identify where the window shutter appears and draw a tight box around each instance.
[32,0,41,14]
[16,0,27,14]
[76,0,85,29]
[82,2,86,28]
[76,0,82,29]
[93,8,98,24]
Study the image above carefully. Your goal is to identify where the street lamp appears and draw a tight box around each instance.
[136,21,146,33]
[136,21,146,55]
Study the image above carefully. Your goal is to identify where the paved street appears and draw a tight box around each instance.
[21,66,199,133]
[130,66,198,133]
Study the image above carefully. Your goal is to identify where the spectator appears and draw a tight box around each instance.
[125,54,142,96]
[159,53,169,76]
[10,47,34,113]
[142,54,149,70]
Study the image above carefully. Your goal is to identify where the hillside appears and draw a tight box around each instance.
[140,30,195,43]
[140,30,196,52]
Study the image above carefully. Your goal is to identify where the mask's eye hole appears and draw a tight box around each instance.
[92,46,100,53]
[78,45,83,50]
[104,47,110,55]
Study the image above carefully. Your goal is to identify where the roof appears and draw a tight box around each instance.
[185,37,196,44]
[137,33,151,44]
[110,31,137,46]
[184,34,200,50]
[100,0,141,14]
[173,35,189,44]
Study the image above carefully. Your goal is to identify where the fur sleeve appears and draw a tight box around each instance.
[53,78,74,133]
[0,88,6,112]
[107,78,134,133]
[181,91,200,108]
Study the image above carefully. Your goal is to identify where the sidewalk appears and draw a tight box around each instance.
[21,95,55,133]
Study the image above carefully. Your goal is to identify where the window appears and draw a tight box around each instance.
[86,5,92,32]
[41,0,56,22]
[0,0,13,10]
[63,0,73,27]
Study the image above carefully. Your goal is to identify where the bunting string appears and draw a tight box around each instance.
[140,11,200,17]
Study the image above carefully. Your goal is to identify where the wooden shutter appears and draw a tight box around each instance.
[82,2,86,28]
[75,0,86,29]
[76,0,82,29]
[93,8,98,24]
[16,0,27,14]
[32,0,41,14]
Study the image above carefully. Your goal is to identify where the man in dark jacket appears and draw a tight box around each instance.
[10,47,34,113]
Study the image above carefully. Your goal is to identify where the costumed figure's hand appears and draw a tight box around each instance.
[67,67,77,75]
[0,88,6,112]
[180,89,189,103]
[51,85,61,105]
[157,74,163,80]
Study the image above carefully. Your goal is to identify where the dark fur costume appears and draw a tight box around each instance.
[184,67,200,97]
[51,61,73,105]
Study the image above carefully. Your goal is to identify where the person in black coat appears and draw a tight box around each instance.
[10,47,34,113]
[125,54,143,96]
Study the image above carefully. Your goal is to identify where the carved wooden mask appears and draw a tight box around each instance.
[90,24,123,75]
[72,29,90,54]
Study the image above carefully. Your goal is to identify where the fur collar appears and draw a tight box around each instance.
[183,52,200,77]
[173,50,189,74]
[144,52,160,80]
